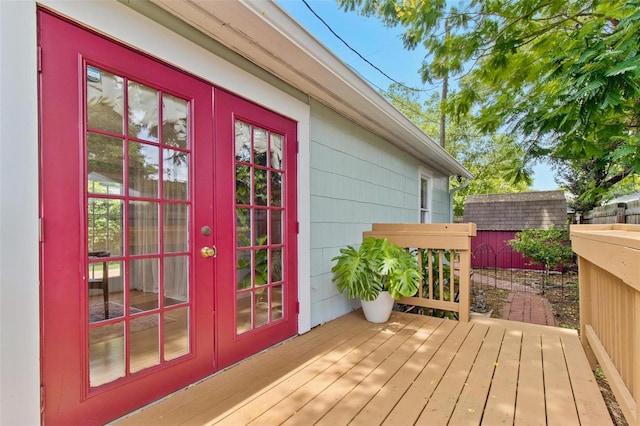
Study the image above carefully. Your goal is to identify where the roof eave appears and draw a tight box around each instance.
[151,0,472,179]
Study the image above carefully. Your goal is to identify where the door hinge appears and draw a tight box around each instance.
[296,141,299,154]
[37,46,42,73]
[39,217,44,242]
[295,222,299,234]
[295,301,300,314]
[40,385,45,414]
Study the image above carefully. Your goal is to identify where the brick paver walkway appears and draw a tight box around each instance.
[501,291,556,326]
[472,272,556,327]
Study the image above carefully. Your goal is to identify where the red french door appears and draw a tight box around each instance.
[39,10,298,425]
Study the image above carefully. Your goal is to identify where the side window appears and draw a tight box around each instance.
[419,169,432,223]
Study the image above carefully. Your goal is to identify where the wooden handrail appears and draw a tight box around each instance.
[364,223,477,322]
[571,224,640,425]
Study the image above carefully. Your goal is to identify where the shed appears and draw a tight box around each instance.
[463,190,567,270]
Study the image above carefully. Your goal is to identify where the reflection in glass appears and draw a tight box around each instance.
[129,258,159,311]
[164,256,189,305]
[254,127,268,166]
[163,149,189,200]
[270,133,283,169]
[235,164,251,205]
[128,81,159,142]
[129,142,159,197]
[236,208,251,247]
[87,67,124,134]
[88,259,124,323]
[164,204,188,253]
[270,210,282,245]
[87,133,124,195]
[165,307,189,361]
[89,323,125,387]
[163,94,188,148]
[235,120,251,162]
[129,201,159,255]
[236,250,252,290]
[254,209,267,245]
[271,172,282,207]
[130,314,160,373]
[255,291,269,328]
[236,293,252,334]
[255,249,268,286]
[272,285,283,321]
[271,248,283,283]
[254,169,267,206]
[88,198,123,256]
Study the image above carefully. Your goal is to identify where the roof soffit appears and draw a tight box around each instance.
[151,0,471,178]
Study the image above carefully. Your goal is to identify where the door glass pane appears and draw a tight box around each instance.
[128,81,159,142]
[236,293,252,334]
[235,164,251,205]
[271,248,283,283]
[129,142,159,197]
[88,198,123,256]
[163,149,189,200]
[89,324,125,387]
[270,210,282,245]
[271,172,282,207]
[236,208,251,247]
[87,133,124,195]
[88,259,124,322]
[255,291,269,328]
[164,256,189,305]
[236,250,252,290]
[129,201,159,255]
[255,209,267,245]
[163,94,188,148]
[254,127,268,166]
[87,67,124,134]
[164,204,188,253]
[129,258,159,311]
[270,133,283,170]
[235,120,251,162]
[254,169,267,206]
[165,307,189,360]
[130,314,160,373]
[272,285,283,321]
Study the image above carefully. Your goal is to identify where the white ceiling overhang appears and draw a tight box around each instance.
[151,0,472,179]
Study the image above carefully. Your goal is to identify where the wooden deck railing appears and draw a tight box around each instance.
[571,224,640,425]
[364,223,477,322]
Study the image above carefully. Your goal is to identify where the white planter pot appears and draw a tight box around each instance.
[361,291,394,323]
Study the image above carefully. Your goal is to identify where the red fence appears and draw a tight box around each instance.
[471,230,546,271]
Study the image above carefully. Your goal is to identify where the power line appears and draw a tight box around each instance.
[300,0,430,94]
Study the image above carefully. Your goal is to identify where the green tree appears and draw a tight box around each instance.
[508,226,573,293]
[339,0,640,208]
[384,84,529,216]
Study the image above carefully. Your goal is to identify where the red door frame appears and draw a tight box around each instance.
[213,89,298,369]
[39,11,215,424]
[39,10,299,424]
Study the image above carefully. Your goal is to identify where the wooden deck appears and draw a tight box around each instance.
[114,311,611,425]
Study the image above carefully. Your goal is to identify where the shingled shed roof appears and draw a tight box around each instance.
[463,190,567,231]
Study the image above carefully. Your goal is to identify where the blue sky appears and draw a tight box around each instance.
[276,0,558,191]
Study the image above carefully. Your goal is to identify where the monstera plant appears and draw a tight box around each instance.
[331,236,420,322]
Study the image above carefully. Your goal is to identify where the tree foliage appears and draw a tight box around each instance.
[508,226,573,291]
[339,0,640,208]
[384,84,529,215]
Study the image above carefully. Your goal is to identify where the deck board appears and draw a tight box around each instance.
[114,311,612,426]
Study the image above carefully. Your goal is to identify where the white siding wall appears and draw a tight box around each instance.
[308,101,451,326]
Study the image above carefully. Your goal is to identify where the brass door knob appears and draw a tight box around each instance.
[201,246,216,258]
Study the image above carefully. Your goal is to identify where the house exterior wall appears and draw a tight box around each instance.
[308,101,451,326]
[0,2,456,423]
